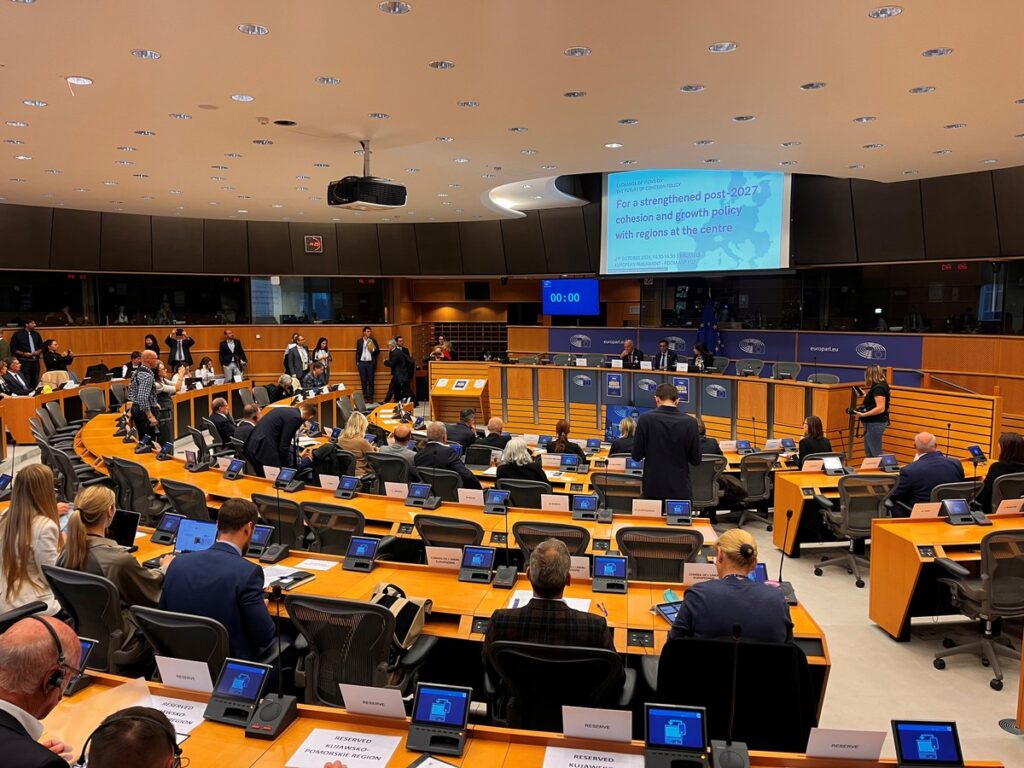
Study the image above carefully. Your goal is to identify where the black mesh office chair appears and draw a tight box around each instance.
[930,482,979,503]
[511,521,590,560]
[284,595,435,706]
[771,361,802,380]
[691,455,727,518]
[991,472,1024,510]
[42,566,132,673]
[615,527,704,581]
[237,387,255,407]
[0,601,48,634]
[416,467,462,502]
[591,473,643,514]
[932,529,1024,690]
[814,475,896,588]
[79,386,107,419]
[807,373,840,384]
[735,358,765,376]
[109,381,130,408]
[252,493,310,550]
[160,478,213,521]
[483,641,635,731]
[352,390,371,414]
[494,478,551,509]
[252,386,271,407]
[130,606,231,682]
[337,397,354,427]
[51,447,109,502]
[413,514,483,549]
[737,452,778,530]
[200,417,235,458]
[709,356,731,374]
[44,400,85,431]
[108,457,170,525]
[298,502,366,555]
[551,354,572,366]
[366,453,417,493]
[186,427,214,468]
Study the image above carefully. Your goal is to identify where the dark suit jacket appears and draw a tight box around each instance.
[234,420,256,445]
[355,337,380,365]
[165,335,195,366]
[385,348,412,383]
[414,442,481,490]
[218,339,247,368]
[889,451,966,510]
[244,407,303,475]
[0,710,67,768]
[159,541,275,661]
[632,405,702,499]
[445,422,477,450]
[477,433,511,450]
[119,362,143,379]
[546,440,586,460]
[620,348,644,369]
[210,411,236,444]
[3,371,31,395]
[496,460,548,484]
[976,459,1024,513]
[42,350,73,372]
[608,436,634,455]
[483,597,616,656]
[700,436,723,456]
[798,436,833,466]
[284,346,309,378]
[652,350,678,370]
[9,329,43,361]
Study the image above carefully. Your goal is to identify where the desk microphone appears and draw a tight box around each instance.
[245,584,297,739]
[812,356,818,382]
[775,509,797,604]
[750,416,757,450]
[945,422,951,456]
[710,624,751,768]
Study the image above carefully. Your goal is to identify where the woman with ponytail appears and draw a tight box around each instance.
[545,419,586,460]
[669,528,793,643]
[59,485,169,662]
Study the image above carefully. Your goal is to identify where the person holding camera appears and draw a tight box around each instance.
[165,327,195,369]
[852,364,890,457]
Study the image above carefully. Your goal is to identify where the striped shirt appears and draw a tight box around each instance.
[128,365,158,411]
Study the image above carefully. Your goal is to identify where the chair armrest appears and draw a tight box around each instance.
[375,536,399,561]
[482,669,498,699]
[813,494,833,509]
[935,557,970,578]
[616,668,637,707]
[398,635,438,670]
[640,655,659,692]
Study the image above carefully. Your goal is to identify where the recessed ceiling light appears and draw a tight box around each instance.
[604,142,623,149]
[44,168,61,174]
[532,195,543,200]
[295,175,310,180]
[174,205,185,210]
[237,23,269,36]
[481,173,496,178]
[679,84,705,93]
[211,164,228,170]
[313,162,330,168]
[252,139,273,145]
[520,148,538,155]
[109,201,123,204]
[448,183,462,188]
[453,157,469,163]
[3,139,24,145]
[779,161,797,166]
[237,194,251,199]
[8,178,25,183]
[13,154,31,160]
[853,116,876,123]
[74,187,88,192]
[617,118,639,126]
[405,167,420,173]
[5,120,27,128]
[10,1,38,4]
[221,186,235,191]
[237,209,248,213]
[133,173,149,178]
[22,99,46,107]
[799,82,827,90]
[435,136,454,144]
[933,149,952,154]
[271,204,283,208]
[295,186,308,191]
[563,91,587,98]
[944,122,966,129]
[308,196,322,201]
[168,113,192,120]
[436,193,449,197]
[117,146,136,152]
[564,46,591,57]
[231,94,254,102]
[541,164,557,170]
[694,139,714,146]
[903,170,918,175]
[314,75,340,85]
[41,193,54,198]
[922,47,953,57]
[142,195,156,200]
[102,180,117,185]
[620,160,638,166]
[703,158,720,164]
[441,201,453,206]
[378,1,412,14]
[65,75,93,86]
[368,112,390,120]
[732,115,755,122]
[224,152,242,158]
[848,164,864,170]
[868,6,903,19]
[508,126,528,133]
[708,41,737,53]
[169,189,182,194]
[781,141,801,148]
[981,159,997,164]
[456,100,479,108]
[130,49,161,60]
[210,176,226,181]
[134,129,156,136]
[273,119,296,127]
[115,160,134,166]
[862,143,884,149]
[427,60,455,71]
[909,86,936,94]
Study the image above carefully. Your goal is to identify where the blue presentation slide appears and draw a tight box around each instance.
[602,169,789,275]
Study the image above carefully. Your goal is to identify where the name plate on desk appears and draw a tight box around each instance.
[720,440,737,452]
[676,362,688,372]
[860,457,882,470]
[542,494,569,512]
[457,488,484,506]
[631,499,661,518]
[610,358,623,369]
[384,482,409,499]
[338,684,406,719]
[570,556,590,579]
[606,457,626,472]
[683,562,718,585]
[542,746,642,768]
[319,474,340,491]
[425,547,462,570]
[806,728,886,761]
[541,454,561,469]
[524,434,540,446]
[154,656,213,693]
[562,705,632,743]
[910,502,941,518]
[263,466,281,481]
[638,361,652,370]
[577,358,589,367]
[287,728,401,768]
[801,460,823,473]
[994,499,1024,515]
[216,457,232,470]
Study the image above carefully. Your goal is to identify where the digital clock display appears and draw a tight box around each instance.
[542,278,599,316]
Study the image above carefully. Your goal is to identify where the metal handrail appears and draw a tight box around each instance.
[915,371,975,394]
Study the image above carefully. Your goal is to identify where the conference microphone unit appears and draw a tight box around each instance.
[776,509,797,605]
[709,624,751,768]
[493,501,517,589]
[245,585,297,740]
[945,422,951,456]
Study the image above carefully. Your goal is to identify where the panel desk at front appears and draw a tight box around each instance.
[48,675,1004,768]
[868,514,1024,642]
[430,361,858,447]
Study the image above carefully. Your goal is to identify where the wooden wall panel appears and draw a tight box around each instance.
[735,380,769,442]
[458,220,506,275]
[247,221,291,275]
[508,327,550,353]
[378,224,419,275]
[203,219,248,274]
[0,204,52,269]
[921,172,1000,260]
[887,387,1000,462]
[100,213,152,272]
[288,222,339,275]
[50,209,101,271]
[415,223,462,275]
[151,216,204,273]
[337,224,382,276]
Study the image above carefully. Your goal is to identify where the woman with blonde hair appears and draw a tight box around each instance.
[609,417,636,455]
[669,528,792,643]
[337,410,377,474]
[59,484,168,662]
[852,364,891,458]
[0,465,62,615]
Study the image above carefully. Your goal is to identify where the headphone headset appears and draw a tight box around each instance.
[74,711,182,768]
[28,616,66,692]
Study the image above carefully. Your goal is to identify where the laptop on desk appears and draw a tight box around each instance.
[143,519,218,568]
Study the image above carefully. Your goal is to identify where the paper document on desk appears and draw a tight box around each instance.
[510,589,590,613]
[294,558,337,572]
[481,466,498,477]
[286,728,401,767]
[148,696,205,735]
[542,747,642,768]
[262,565,299,588]
[297,437,318,447]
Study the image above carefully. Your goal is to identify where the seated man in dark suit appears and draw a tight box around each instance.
[159,498,276,661]
[233,403,261,445]
[244,403,316,477]
[477,417,511,450]
[0,615,81,767]
[652,339,678,371]
[209,397,236,444]
[3,357,32,395]
[415,421,481,490]
[118,351,144,380]
[889,431,966,515]
[483,539,619,677]
[445,407,478,450]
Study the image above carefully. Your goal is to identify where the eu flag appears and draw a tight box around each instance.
[696,301,723,356]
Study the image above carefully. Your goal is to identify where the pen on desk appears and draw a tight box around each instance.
[597,602,608,617]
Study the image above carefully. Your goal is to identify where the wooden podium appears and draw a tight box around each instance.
[430,374,490,425]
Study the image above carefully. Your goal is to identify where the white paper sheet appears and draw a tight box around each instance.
[542,746,642,768]
[294,558,337,572]
[148,695,206,735]
[509,590,591,613]
[285,728,402,767]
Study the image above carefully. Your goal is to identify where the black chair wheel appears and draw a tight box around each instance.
[813,567,823,577]
[981,657,990,667]
[855,579,865,588]
[847,568,854,574]
[933,658,946,670]
[766,525,773,532]
[942,638,956,649]
[990,678,1003,691]
[820,556,828,562]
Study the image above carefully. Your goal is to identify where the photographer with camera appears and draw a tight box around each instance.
[165,327,195,369]
[851,364,890,457]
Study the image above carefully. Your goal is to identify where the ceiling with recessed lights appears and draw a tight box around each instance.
[1,0,1023,223]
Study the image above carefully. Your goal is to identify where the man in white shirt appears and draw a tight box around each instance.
[0,616,80,767]
[355,326,380,403]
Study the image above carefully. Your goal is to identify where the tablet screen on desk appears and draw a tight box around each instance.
[940,499,970,518]
[214,659,270,703]
[156,513,184,535]
[461,546,495,571]
[0,473,10,491]
[780,438,796,450]
[822,456,843,473]
[408,483,432,500]
[412,684,471,729]
[340,475,360,491]
[654,600,685,625]
[249,525,273,547]
[646,704,707,751]
[587,438,601,450]
[573,494,598,512]
[736,440,751,452]
[346,536,379,560]
[892,721,963,766]
[484,489,510,507]
[665,499,690,518]
[226,458,244,474]
[626,458,644,470]
[594,555,627,579]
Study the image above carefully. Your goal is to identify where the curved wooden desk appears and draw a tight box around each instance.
[4,381,111,444]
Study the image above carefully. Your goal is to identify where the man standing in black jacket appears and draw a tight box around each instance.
[10,319,44,388]
[218,329,248,381]
[632,383,701,500]
[355,326,380,403]
[165,328,195,369]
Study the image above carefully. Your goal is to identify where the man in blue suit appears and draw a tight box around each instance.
[244,403,316,478]
[159,498,275,661]
[889,432,966,515]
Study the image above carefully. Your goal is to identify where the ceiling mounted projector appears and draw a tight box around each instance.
[327,139,407,210]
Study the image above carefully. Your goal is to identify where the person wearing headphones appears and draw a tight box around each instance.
[0,615,81,767]
[669,529,792,643]
[78,706,181,768]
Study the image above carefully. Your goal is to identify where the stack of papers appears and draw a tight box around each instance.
[261,565,299,588]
